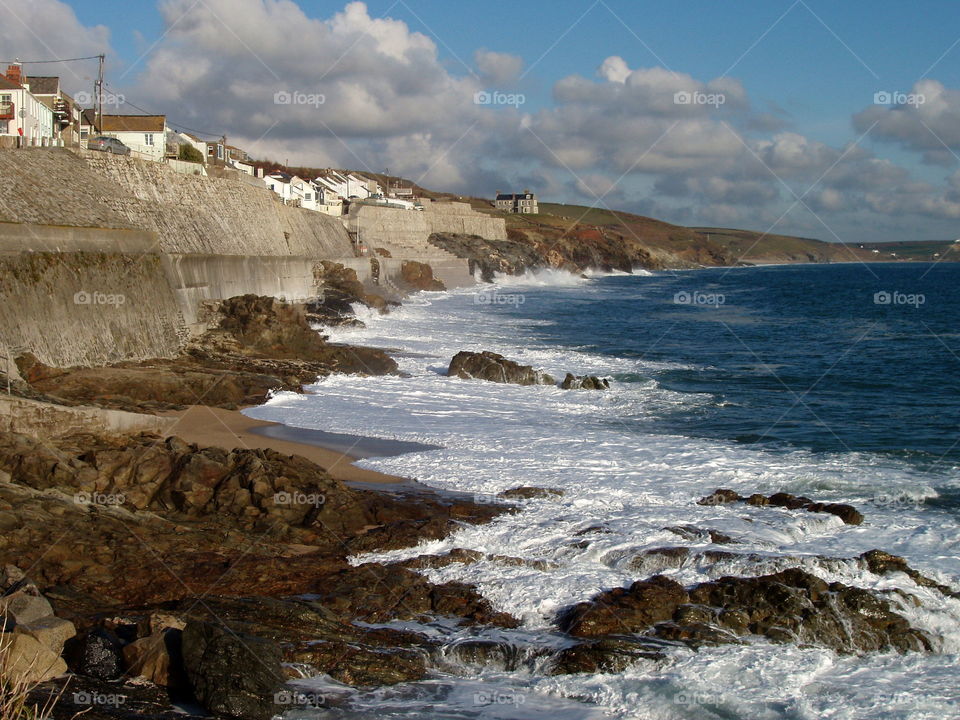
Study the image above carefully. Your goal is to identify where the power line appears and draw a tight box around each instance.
[0,55,104,64]
[99,82,225,139]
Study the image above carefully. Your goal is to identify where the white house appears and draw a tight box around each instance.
[265,172,316,208]
[177,131,208,161]
[98,114,167,161]
[0,65,54,146]
[315,171,381,200]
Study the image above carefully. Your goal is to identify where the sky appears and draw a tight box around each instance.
[3,0,960,243]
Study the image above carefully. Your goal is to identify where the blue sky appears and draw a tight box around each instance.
[6,0,960,241]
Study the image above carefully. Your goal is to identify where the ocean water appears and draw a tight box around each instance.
[248,263,960,719]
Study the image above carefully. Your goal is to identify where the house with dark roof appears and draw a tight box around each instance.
[495,189,539,214]
[0,65,54,146]
[23,76,82,145]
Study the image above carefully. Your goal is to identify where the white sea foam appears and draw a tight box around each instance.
[250,276,960,719]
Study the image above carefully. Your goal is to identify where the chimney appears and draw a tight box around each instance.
[5,64,22,86]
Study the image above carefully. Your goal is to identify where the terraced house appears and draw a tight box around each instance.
[0,64,54,147]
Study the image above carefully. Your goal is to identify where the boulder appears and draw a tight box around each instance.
[549,637,663,674]
[123,628,188,690]
[0,589,54,624]
[181,621,284,720]
[448,351,555,386]
[14,615,75,653]
[497,486,564,500]
[64,627,124,680]
[4,633,68,683]
[560,373,610,390]
[557,575,688,637]
[697,489,742,505]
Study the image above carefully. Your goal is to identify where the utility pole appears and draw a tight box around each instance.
[95,54,104,133]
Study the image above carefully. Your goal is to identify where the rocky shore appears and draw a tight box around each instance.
[2,274,956,720]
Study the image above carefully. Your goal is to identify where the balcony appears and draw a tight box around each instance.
[0,101,13,120]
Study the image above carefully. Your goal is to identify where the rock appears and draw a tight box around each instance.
[687,568,931,654]
[861,549,956,595]
[3,632,68,683]
[287,642,427,686]
[804,502,863,525]
[0,589,54,624]
[398,548,485,570]
[768,492,814,510]
[448,351,555,386]
[560,373,610,390]
[0,612,14,633]
[399,261,445,292]
[181,621,284,720]
[14,615,75,653]
[557,575,688,637]
[123,628,188,690]
[549,637,664,675]
[497,486,564,500]
[703,489,865,525]
[697,489,742,505]
[64,628,124,680]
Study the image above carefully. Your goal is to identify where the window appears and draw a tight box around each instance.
[216,145,223,159]
[144,133,154,146]
[304,193,311,201]
[0,121,7,134]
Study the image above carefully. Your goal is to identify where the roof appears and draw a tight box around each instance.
[81,109,97,127]
[497,192,535,201]
[0,75,23,90]
[25,76,59,95]
[99,114,166,132]
[179,131,204,142]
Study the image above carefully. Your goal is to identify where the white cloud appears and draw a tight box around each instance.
[475,49,523,87]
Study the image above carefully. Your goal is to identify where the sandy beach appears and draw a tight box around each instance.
[160,404,406,485]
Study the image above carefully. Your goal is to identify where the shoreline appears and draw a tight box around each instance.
[160,405,412,485]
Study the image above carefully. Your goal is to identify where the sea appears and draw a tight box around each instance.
[246,262,960,720]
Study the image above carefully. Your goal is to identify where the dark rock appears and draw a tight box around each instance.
[697,489,742,505]
[0,612,14,632]
[549,637,664,675]
[181,621,284,720]
[557,575,688,637]
[448,351,555,386]
[287,641,427,686]
[560,373,610,390]
[861,549,957,595]
[804,502,863,525]
[497,486,564,500]
[767,492,814,510]
[398,548,485,569]
[663,526,734,544]
[745,493,769,506]
[64,628,124,680]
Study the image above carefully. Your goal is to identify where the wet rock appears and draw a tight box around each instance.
[398,548,485,570]
[181,621,284,720]
[448,351,555,386]
[557,575,689,637]
[560,373,610,390]
[697,489,742,505]
[399,261,445,292]
[702,489,865,525]
[549,637,664,675]
[861,549,957,596]
[687,568,932,654]
[287,642,427,686]
[663,526,734,544]
[627,546,692,575]
[497,486,564,501]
